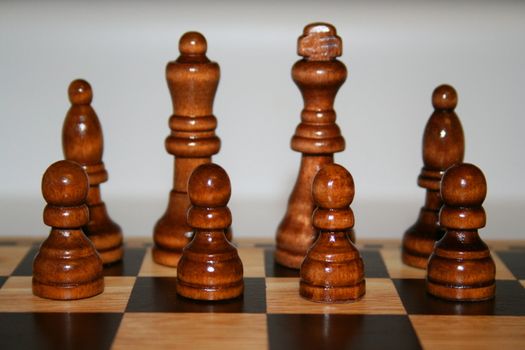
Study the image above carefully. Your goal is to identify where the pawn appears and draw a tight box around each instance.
[427,163,495,301]
[402,84,465,269]
[63,79,124,264]
[176,163,243,300]
[33,160,104,300]
[300,164,365,303]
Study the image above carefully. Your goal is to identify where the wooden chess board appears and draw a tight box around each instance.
[0,237,524,349]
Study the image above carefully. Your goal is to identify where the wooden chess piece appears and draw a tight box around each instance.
[62,79,124,265]
[153,31,229,267]
[427,163,495,301]
[176,163,243,300]
[275,22,348,269]
[300,164,365,302]
[402,84,464,269]
[33,160,104,300]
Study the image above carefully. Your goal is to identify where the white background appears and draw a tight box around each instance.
[1,0,524,239]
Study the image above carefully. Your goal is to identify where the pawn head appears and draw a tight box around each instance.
[313,163,355,209]
[298,22,342,60]
[441,163,487,207]
[188,163,231,207]
[68,79,93,105]
[432,84,457,110]
[42,160,89,206]
[179,31,207,55]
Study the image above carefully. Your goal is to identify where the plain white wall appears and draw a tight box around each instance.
[1,0,524,239]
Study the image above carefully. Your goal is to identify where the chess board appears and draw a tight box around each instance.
[0,237,524,350]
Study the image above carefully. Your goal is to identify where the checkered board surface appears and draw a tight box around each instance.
[0,238,524,350]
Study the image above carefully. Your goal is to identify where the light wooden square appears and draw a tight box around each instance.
[0,246,31,275]
[138,248,177,277]
[410,315,525,349]
[380,248,426,279]
[113,313,268,350]
[238,247,265,277]
[266,277,406,315]
[0,276,135,312]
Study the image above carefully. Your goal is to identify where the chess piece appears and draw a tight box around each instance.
[153,31,229,267]
[427,163,495,301]
[275,22,348,269]
[62,79,124,265]
[176,163,243,300]
[33,160,104,300]
[402,84,464,269]
[300,164,365,302]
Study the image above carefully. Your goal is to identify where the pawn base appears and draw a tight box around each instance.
[152,246,182,267]
[274,248,304,270]
[426,280,495,302]
[402,230,440,269]
[176,279,244,301]
[401,248,432,270]
[299,280,366,303]
[32,277,104,300]
[88,231,124,265]
[98,245,124,265]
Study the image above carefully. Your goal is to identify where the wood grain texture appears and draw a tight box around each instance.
[237,247,265,278]
[410,315,525,350]
[0,237,524,349]
[402,84,464,269]
[275,23,347,269]
[62,79,124,264]
[267,277,405,314]
[0,246,30,275]
[153,31,225,267]
[0,276,134,312]
[138,248,177,277]
[113,313,267,350]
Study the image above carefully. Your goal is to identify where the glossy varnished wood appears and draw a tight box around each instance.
[153,32,228,267]
[275,23,347,269]
[176,164,243,300]
[300,164,365,302]
[402,84,464,269]
[426,163,496,301]
[63,79,124,265]
[32,160,104,300]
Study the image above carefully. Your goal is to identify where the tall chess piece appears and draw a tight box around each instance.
[275,23,348,269]
[176,164,243,300]
[402,84,464,268]
[300,164,365,302]
[153,32,227,267]
[427,163,495,301]
[62,79,124,265]
[33,160,104,300]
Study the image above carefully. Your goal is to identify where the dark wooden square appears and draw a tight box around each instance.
[103,247,146,276]
[0,313,122,350]
[267,314,421,350]
[361,250,389,278]
[394,279,525,315]
[264,249,300,278]
[126,277,266,313]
